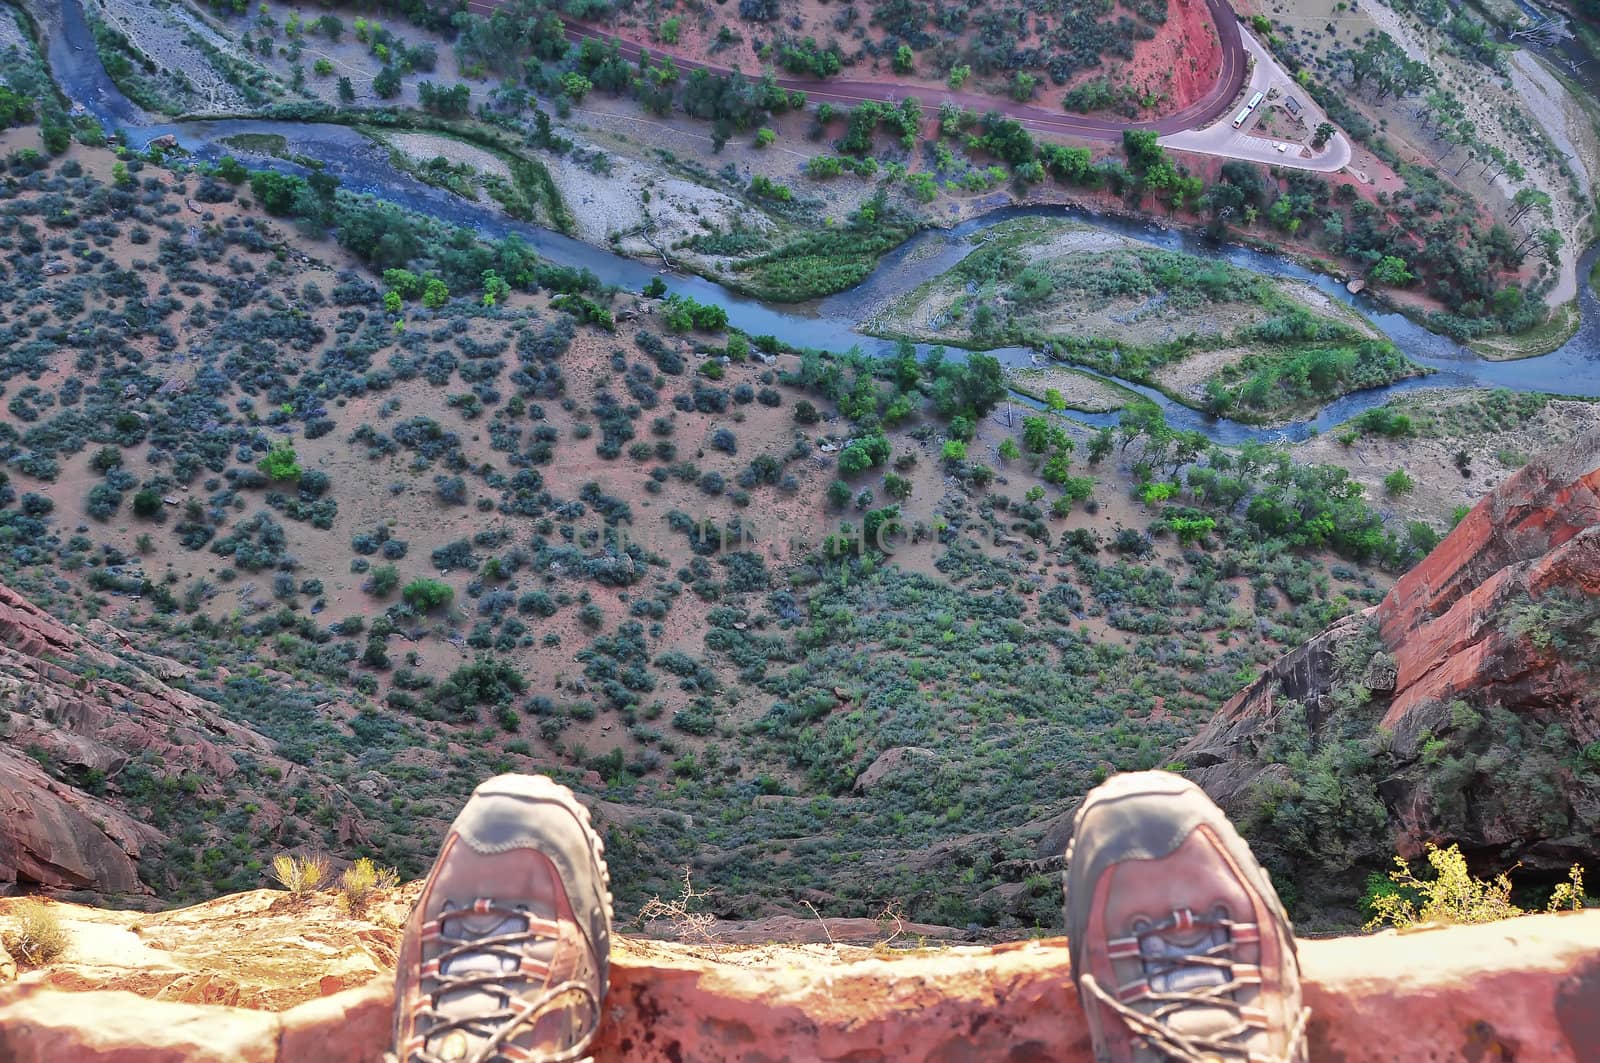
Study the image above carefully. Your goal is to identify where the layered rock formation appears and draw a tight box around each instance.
[1,889,1597,1061]
[1182,428,1600,878]
[0,582,319,897]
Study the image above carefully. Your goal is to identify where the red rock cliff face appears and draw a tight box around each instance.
[0,583,324,897]
[1181,428,1600,873]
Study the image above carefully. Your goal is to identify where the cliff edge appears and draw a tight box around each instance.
[0,890,1597,1061]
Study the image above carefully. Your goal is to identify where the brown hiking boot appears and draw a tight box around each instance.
[391,774,613,1063]
[1064,771,1309,1063]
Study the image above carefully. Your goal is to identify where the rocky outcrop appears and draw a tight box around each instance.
[852,746,940,793]
[0,889,1597,1061]
[0,582,312,896]
[1181,428,1600,872]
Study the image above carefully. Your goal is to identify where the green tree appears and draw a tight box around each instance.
[894,44,914,73]
[838,444,873,475]
[481,269,512,306]
[560,72,592,101]
[249,171,305,216]
[132,488,163,518]
[1087,428,1114,465]
[1121,129,1164,173]
[1370,255,1413,287]
[421,277,450,308]
[373,65,402,98]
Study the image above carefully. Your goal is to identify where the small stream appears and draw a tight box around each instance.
[45,0,1600,443]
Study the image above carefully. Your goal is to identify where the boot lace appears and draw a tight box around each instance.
[406,899,599,1063]
[1080,907,1310,1063]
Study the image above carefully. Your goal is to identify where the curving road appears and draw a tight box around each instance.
[464,0,1249,141]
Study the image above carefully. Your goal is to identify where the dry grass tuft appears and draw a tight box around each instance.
[337,856,400,915]
[271,853,330,895]
[3,897,68,967]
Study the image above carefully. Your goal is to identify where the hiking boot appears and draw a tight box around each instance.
[392,774,613,1063]
[1064,771,1309,1063]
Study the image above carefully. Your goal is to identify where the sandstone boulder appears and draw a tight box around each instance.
[852,746,940,793]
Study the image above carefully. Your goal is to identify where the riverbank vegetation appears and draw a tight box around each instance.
[866,217,1420,420]
[722,189,918,302]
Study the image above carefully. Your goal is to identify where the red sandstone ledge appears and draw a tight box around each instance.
[1,909,1597,1061]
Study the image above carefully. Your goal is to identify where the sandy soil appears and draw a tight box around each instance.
[541,147,772,261]
[370,129,520,209]
[1006,366,1137,413]
[1506,51,1597,304]
[1151,345,1258,404]
[384,131,512,183]
[196,0,470,111]
[865,220,1377,356]
[93,0,278,112]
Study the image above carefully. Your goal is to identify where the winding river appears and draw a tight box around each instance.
[44,0,1600,443]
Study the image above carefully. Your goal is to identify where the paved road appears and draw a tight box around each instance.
[464,0,1249,141]
[1160,31,1353,173]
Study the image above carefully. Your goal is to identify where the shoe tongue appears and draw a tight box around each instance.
[428,912,528,1060]
[1141,928,1240,1048]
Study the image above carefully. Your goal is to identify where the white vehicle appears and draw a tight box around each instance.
[1232,91,1268,129]
[1276,142,1289,153]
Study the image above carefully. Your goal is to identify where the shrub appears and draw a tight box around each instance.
[434,474,468,505]
[338,857,400,915]
[86,482,123,521]
[403,578,454,612]
[258,444,302,482]
[132,488,164,517]
[2,898,67,967]
[270,853,329,894]
[1363,843,1585,930]
[369,564,400,597]
[1383,468,1414,496]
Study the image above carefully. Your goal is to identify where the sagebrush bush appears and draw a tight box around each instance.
[3,898,68,967]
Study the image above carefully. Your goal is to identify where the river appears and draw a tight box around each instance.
[44,0,1600,444]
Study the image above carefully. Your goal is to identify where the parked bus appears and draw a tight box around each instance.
[1232,91,1267,129]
